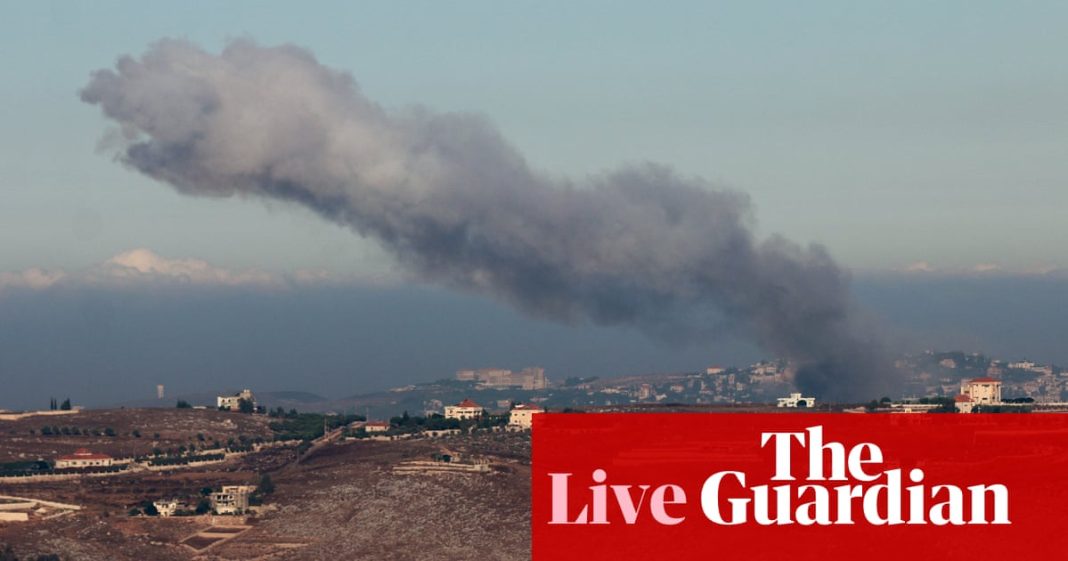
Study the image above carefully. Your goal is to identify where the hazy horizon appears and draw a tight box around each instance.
[2,268,1066,410]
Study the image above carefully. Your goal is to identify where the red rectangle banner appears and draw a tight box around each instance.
[532,413,1068,560]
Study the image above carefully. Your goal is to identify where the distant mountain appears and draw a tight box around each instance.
[257,391,329,404]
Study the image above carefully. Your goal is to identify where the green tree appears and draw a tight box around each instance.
[237,398,255,414]
[60,398,71,411]
[195,499,211,515]
[176,400,192,409]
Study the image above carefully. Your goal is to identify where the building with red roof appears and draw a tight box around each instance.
[960,377,1002,406]
[954,377,1002,412]
[444,398,484,420]
[953,393,975,413]
[508,403,544,429]
[54,448,113,469]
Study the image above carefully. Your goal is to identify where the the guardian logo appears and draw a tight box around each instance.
[548,425,1010,527]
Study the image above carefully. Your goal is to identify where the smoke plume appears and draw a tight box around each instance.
[81,39,897,400]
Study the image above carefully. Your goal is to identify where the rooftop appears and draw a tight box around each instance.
[57,448,112,461]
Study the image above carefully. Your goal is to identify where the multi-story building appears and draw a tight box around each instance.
[444,398,484,420]
[211,485,257,515]
[454,367,549,390]
[217,389,256,411]
[508,404,544,429]
[961,377,1002,405]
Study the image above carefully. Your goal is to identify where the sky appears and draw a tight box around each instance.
[2,0,1066,274]
[1,2,1067,408]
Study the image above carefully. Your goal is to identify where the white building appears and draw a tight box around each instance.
[153,499,179,517]
[508,404,544,429]
[217,389,256,411]
[211,485,257,515]
[777,393,815,408]
[351,420,390,433]
[954,394,975,413]
[54,448,113,469]
[444,398,484,420]
[961,377,1002,405]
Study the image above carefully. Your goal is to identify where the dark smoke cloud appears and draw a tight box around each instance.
[81,39,897,400]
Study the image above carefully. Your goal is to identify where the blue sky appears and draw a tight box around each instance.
[2,1,1066,275]
[2,2,1068,408]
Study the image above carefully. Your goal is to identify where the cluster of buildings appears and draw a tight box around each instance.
[149,484,257,517]
[540,352,1065,411]
[899,352,1068,403]
[455,367,549,390]
[550,361,794,407]
[439,398,543,429]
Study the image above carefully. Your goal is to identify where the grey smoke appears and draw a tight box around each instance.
[81,39,897,401]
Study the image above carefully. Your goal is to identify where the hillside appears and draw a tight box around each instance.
[0,408,531,561]
[0,409,272,463]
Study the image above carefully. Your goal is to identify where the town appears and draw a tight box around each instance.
[297,351,1068,419]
